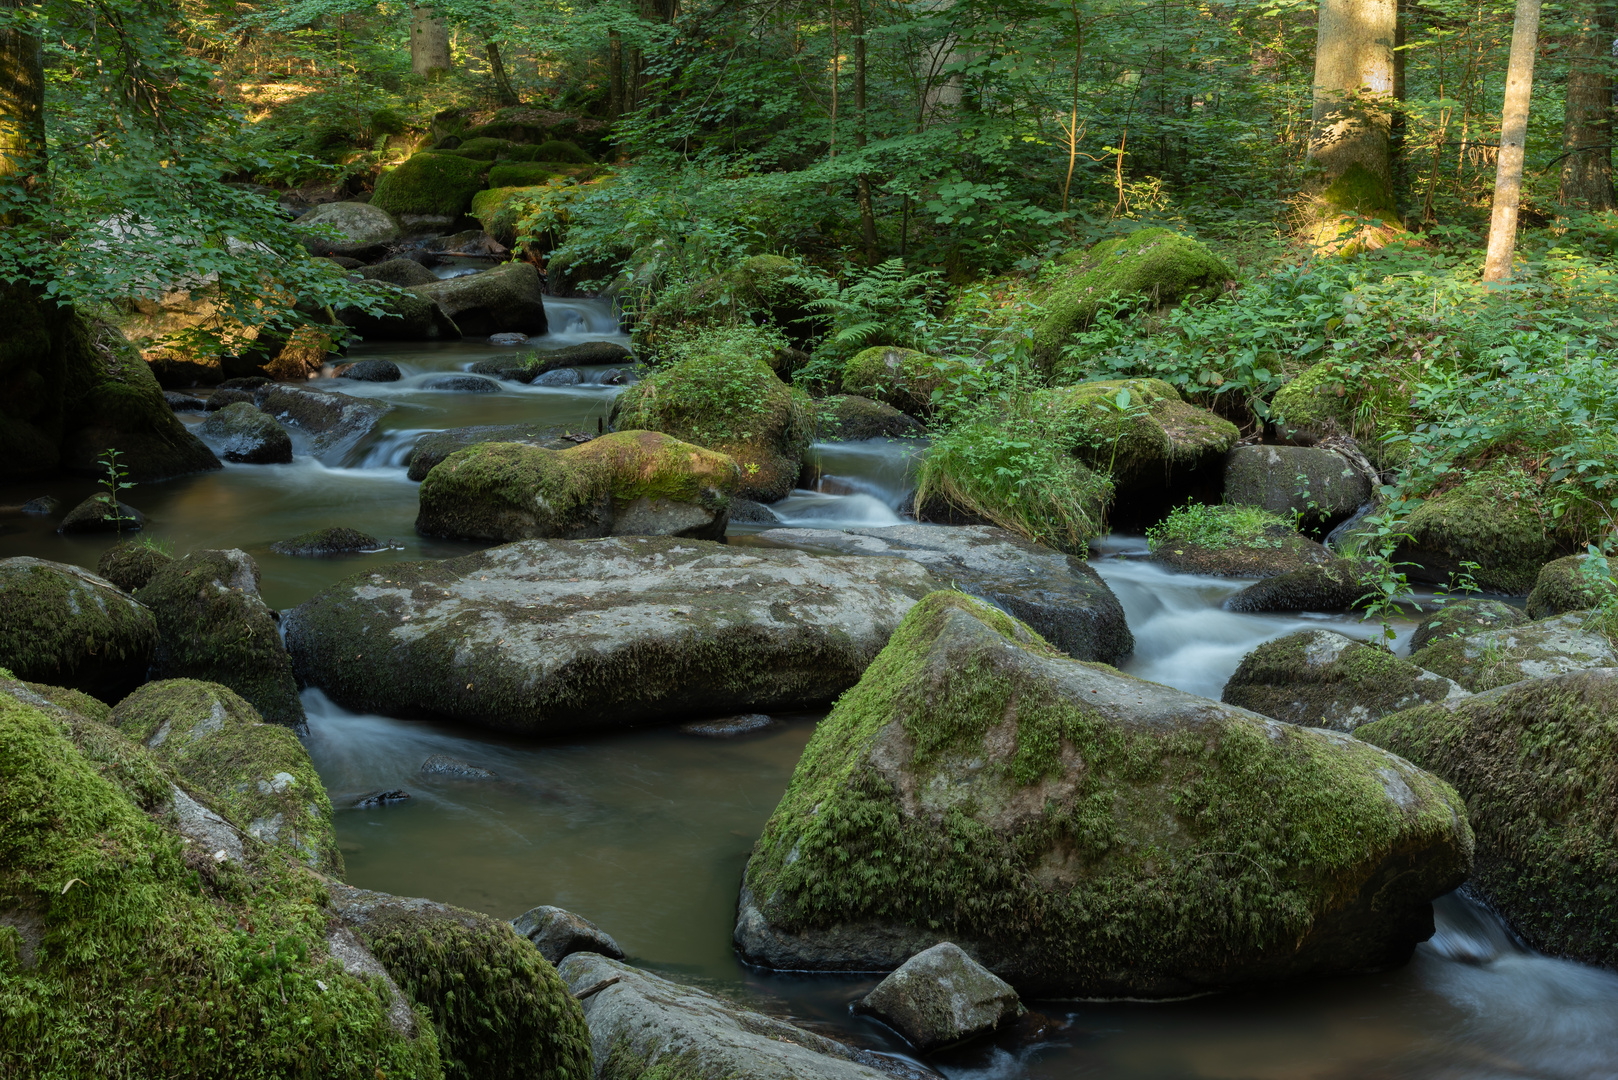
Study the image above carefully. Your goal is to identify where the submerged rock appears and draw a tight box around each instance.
[533,367,580,387]
[270,526,381,556]
[1221,630,1469,731]
[96,540,174,593]
[755,524,1133,665]
[512,905,625,963]
[0,556,157,701]
[421,374,500,393]
[256,385,391,461]
[199,401,293,464]
[1409,598,1527,651]
[405,423,590,481]
[1409,612,1616,692]
[735,592,1473,996]
[1223,559,1366,613]
[856,942,1023,1052]
[680,713,779,737]
[469,341,633,382]
[19,496,60,515]
[353,788,412,808]
[284,537,938,737]
[58,494,144,534]
[420,753,497,779]
[415,431,740,543]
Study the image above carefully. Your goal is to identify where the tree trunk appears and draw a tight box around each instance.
[485,39,518,105]
[0,0,46,212]
[609,29,625,120]
[1558,2,1614,211]
[1304,0,1400,240]
[1484,0,1542,282]
[852,0,877,263]
[411,5,452,78]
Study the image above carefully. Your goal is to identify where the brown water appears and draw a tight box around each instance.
[5,292,1617,1078]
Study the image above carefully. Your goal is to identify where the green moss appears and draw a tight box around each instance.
[1526,553,1615,619]
[745,592,1472,991]
[95,541,173,594]
[841,347,968,418]
[486,164,559,189]
[599,1040,708,1080]
[0,556,158,702]
[1031,230,1234,369]
[533,139,592,164]
[1268,360,1413,468]
[1145,503,1328,576]
[636,255,819,355]
[1359,669,1618,965]
[441,137,517,161]
[111,679,342,874]
[2,673,167,808]
[1408,612,1615,692]
[1410,598,1527,651]
[1318,163,1399,220]
[471,184,552,246]
[371,154,489,220]
[1036,378,1239,487]
[815,394,924,441]
[0,692,443,1078]
[1400,466,1561,595]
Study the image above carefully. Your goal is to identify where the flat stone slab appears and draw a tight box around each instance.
[283,537,939,735]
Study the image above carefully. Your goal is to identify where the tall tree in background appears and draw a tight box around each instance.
[1557,0,1614,210]
[1484,0,1541,281]
[411,4,452,77]
[0,0,44,214]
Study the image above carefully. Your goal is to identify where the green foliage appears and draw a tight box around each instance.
[96,448,137,536]
[1146,503,1293,552]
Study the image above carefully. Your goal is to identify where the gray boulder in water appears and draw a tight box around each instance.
[256,385,391,462]
[511,905,624,963]
[199,402,293,464]
[857,942,1023,1051]
[407,262,548,337]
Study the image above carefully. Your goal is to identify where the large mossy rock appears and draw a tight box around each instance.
[1268,361,1411,469]
[1397,467,1564,595]
[1409,598,1527,651]
[327,883,592,1080]
[1221,629,1469,732]
[197,401,293,464]
[295,201,402,255]
[1223,444,1372,526]
[841,347,967,418]
[1147,503,1333,578]
[369,152,489,229]
[406,423,589,481]
[1526,553,1615,619]
[1408,612,1616,693]
[635,255,821,355]
[754,524,1133,664]
[408,262,548,337]
[735,592,1473,996]
[0,283,221,482]
[283,537,938,736]
[416,431,740,542]
[815,394,924,442]
[97,540,174,593]
[1359,669,1618,966]
[135,549,304,729]
[1032,229,1235,370]
[0,557,157,702]
[612,344,813,502]
[0,681,444,1077]
[557,952,891,1080]
[111,679,340,873]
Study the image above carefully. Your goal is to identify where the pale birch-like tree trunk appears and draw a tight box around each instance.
[1483,0,1542,282]
[411,5,453,78]
[1303,0,1400,246]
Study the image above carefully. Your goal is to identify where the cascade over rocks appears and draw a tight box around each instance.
[0,556,157,701]
[735,592,1473,996]
[753,524,1133,664]
[407,262,548,337]
[283,536,938,736]
[1409,612,1617,693]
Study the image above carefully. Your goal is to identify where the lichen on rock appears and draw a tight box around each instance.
[1408,612,1616,692]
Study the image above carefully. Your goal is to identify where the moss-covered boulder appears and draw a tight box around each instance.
[1408,612,1616,693]
[1223,444,1373,526]
[408,263,548,338]
[635,255,821,354]
[270,526,381,557]
[1031,230,1234,370]
[1409,598,1527,651]
[197,401,293,464]
[1147,503,1333,577]
[1526,553,1615,619]
[406,423,590,481]
[370,152,489,229]
[96,540,174,593]
[283,537,938,736]
[470,184,551,246]
[416,431,740,542]
[1397,466,1564,594]
[0,557,157,701]
[735,592,1473,995]
[612,344,813,502]
[840,347,968,418]
[294,201,402,256]
[1221,629,1469,731]
[339,288,463,342]
[0,683,443,1077]
[1223,559,1367,613]
[1359,668,1618,966]
[815,394,925,441]
[135,549,304,729]
[356,259,439,288]
[111,679,340,873]
[328,883,591,1080]
[1268,361,1412,470]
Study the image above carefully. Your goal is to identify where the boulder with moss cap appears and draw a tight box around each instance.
[1223,559,1366,613]
[735,591,1473,996]
[1222,629,1470,731]
[369,152,489,229]
[96,540,174,592]
[283,537,938,737]
[1409,598,1527,651]
[816,394,924,441]
[135,549,304,729]
[1359,668,1618,966]
[1147,503,1333,578]
[417,431,740,543]
[1396,466,1567,595]
[841,347,968,418]
[1408,612,1616,693]
[1525,553,1616,619]
[406,423,591,481]
[0,556,157,702]
[1223,443,1372,526]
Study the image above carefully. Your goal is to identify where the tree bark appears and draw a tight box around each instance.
[1306,0,1398,206]
[485,39,518,105]
[1558,1,1614,211]
[609,29,625,120]
[852,0,877,263]
[1484,0,1542,283]
[0,0,46,212]
[411,5,452,79]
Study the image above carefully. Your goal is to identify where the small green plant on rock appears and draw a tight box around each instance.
[1145,502,1289,552]
[97,447,137,536]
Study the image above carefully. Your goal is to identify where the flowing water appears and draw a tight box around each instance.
[4,288,1616,1078]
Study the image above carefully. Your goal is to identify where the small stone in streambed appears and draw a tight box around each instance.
[165,391,206,412]
[512,905,625,963]
[422,374,500,393]
[19,496,60,515]
[271,526,382,557]
[58,495,144,534]
[420,753,496,779]
[334,358,402,383]
[353,789,413,809]
[533,367,581,386]
[488,332,528,345]
[856,942,1023,1052]
[680,714,779,737]
[726,498,778,524]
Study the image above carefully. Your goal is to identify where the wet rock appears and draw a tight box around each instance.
[421,374,500,393]
[1410,599,1528,651]
[558,952,896,1080]
[135,549,305,729]
[469,340,633,381]
[353,789,412,808]
[205,387,257,411]
[488,332,528,345]
[284,536,939,737]
[57,495,144,534]
[512,905,625,963]
[165,391,206,412]
[533,367,581,387]
[856,942,1023,1052]
[1525,553,1615,619]
[817,394,926,442]
[1409,612,1616,692]
[420,753,496,779]
[1221,629,1470,732]
[408,262,548,337]
[338,290,462,342]
[270,526,381,556]
[198,401,294,464]
[1223,444,1373,526]
[256,385,392,461]
[405,423,591,481]
[0,556,157,701]
[755,524,1133,665]
[334,358,402,382]
[735,592,1472,996]
[19,496,59,515]
[1223,559,1366,613]
[355,258,438,287]
[327,255,365,270]
[220,376,272,390]
[679,713,779,737]
[727,497,778,524]
[416,431,740,543]
[600,367,631,385]
[97,540,174,593]
[1360,668,1618,967]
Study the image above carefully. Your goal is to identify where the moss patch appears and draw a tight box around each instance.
[0,556,158,702]
[471,184,551,245]
[371,154,489,220]
[1409,612,1616,692]
[1399,466,1563,595]
[841,347,968,418]
[1037,378,1238,493]
[1526,554,1615,620]
[1410,598,1527,651]
[96,540,175,593]
[1268,360,1413,469]
[816,394,925,442]
[1146,503,1331,577]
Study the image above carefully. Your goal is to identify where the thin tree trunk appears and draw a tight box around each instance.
[609,30,624,120]
[1558,1,1614,210]
[1484,0,1542,282]
[1306,0,1398,209]
[829,0,838,161]
[485,39,518,105]
[852,0,877,262]
[1,0,47,213]
[411,5,452,78]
